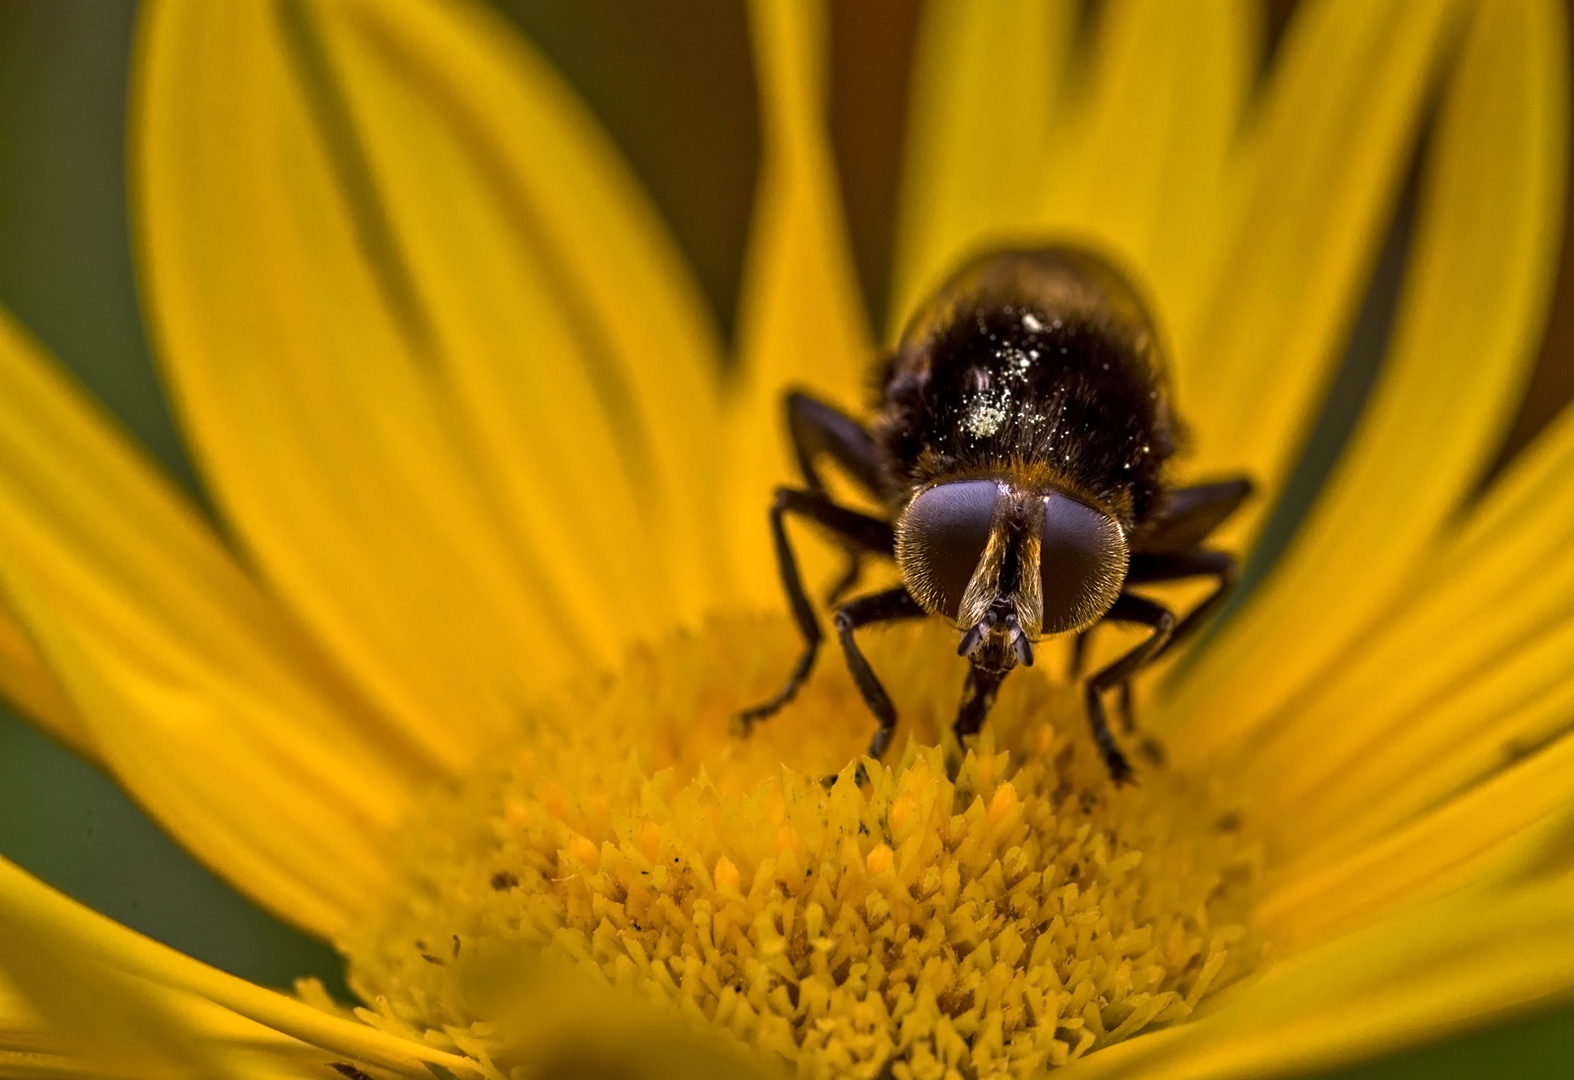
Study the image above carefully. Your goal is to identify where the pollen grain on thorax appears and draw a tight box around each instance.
[341,616,1262,1079]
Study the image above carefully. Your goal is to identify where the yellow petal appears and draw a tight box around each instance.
[0,310,424,938]
[0,975,324,1080]
[723,0,874,602]
[1271,618,1574,893]
[1073,875,1574,1080]
[1179,0,1468,490]
[0,976,79,1080]
[1255,726,1574,945]
[1040,0,1257,347]
[893,0,1254,363]
[0,938,246,1080]
[887,0,1077,333]
[1214,357,1574,886]
[0,855,767,1080]
[315,0,730,628]
[0,604,88,757]
[0,861,291,1080]
[1234,409,1574,936]
[134,0,725,768]
[0,856,482,1079]
[1169,0,1567,763]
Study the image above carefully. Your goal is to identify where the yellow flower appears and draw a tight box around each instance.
[0,0,1568,1078]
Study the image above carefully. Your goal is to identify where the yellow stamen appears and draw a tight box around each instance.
[343,616,1261,1077]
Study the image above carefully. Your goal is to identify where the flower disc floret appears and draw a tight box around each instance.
[344,617,1261,1079]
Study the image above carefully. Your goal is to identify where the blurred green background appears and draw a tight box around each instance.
[0,1,1571,1076]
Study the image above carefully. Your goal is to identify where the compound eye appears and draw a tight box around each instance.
[1039,493,1128,634]
[897,480,1000,619]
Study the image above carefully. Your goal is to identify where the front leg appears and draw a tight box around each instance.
[738,487,895,730]
[786,391,889,498]
[1135,478,1253,552]
[786,392,891,604]
[953,663,1011,742]
[1125,547,1237,658]
[833,586,928,760]
[1085,593,1175,784]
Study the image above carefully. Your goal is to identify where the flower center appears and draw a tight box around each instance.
[341,615,1261,1078]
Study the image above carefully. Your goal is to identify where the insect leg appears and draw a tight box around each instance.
[953,663,1011,741]
[786,391,889,496]
[1069,628,1091,677]
[832,586,929,761]
[1076,646,1140,736]
[1118,682,1136,734]
[738,487,895,731]
[1135,478,1252,552]
[1080,549,1234,737]
[785,391,890,604]
[1125,548,1236,659]
[1085,593,1176,784]
[825,558,864,608]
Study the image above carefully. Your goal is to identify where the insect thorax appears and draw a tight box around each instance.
[874,298,1172,526]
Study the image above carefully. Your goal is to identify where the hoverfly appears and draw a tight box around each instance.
[738,248,1251,783]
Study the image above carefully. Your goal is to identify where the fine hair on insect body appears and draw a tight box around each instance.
[737,247,1252,784]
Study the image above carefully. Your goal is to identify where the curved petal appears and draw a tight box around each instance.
[322,0,729,628]
[0,944,259,1080]
[0,856,775,1080]
[722,0,874,602]
[1038,0,1257,349]
[0,987,329,1080]
[891,0,1255,365]
[887,0,1077,333]
[0,604,88,757]
[134,0,725,769]
[1246,415,1574,869]
[0,862,302,1080]
[1254,726,1574,945]
[1169,0,1567,763]
[0,310,425,938]
[1178,0,1468,492]
[1220,407,1574,936]
[1070,874,1574,1080]
[0,856,483,1079]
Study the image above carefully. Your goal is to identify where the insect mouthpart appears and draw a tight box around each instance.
[956,602,1035,669]
[945,487,1051,673]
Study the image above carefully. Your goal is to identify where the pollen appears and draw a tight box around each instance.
[341,616,1261,1079]
[964,394,1011,438]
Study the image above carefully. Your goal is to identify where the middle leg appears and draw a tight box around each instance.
[786,392,891,605]
[1080,547,1236,734]
[738,487,895,731]
[1085,593,1175,784]
[1125,548,1236,659]
[953,663,1011,743]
